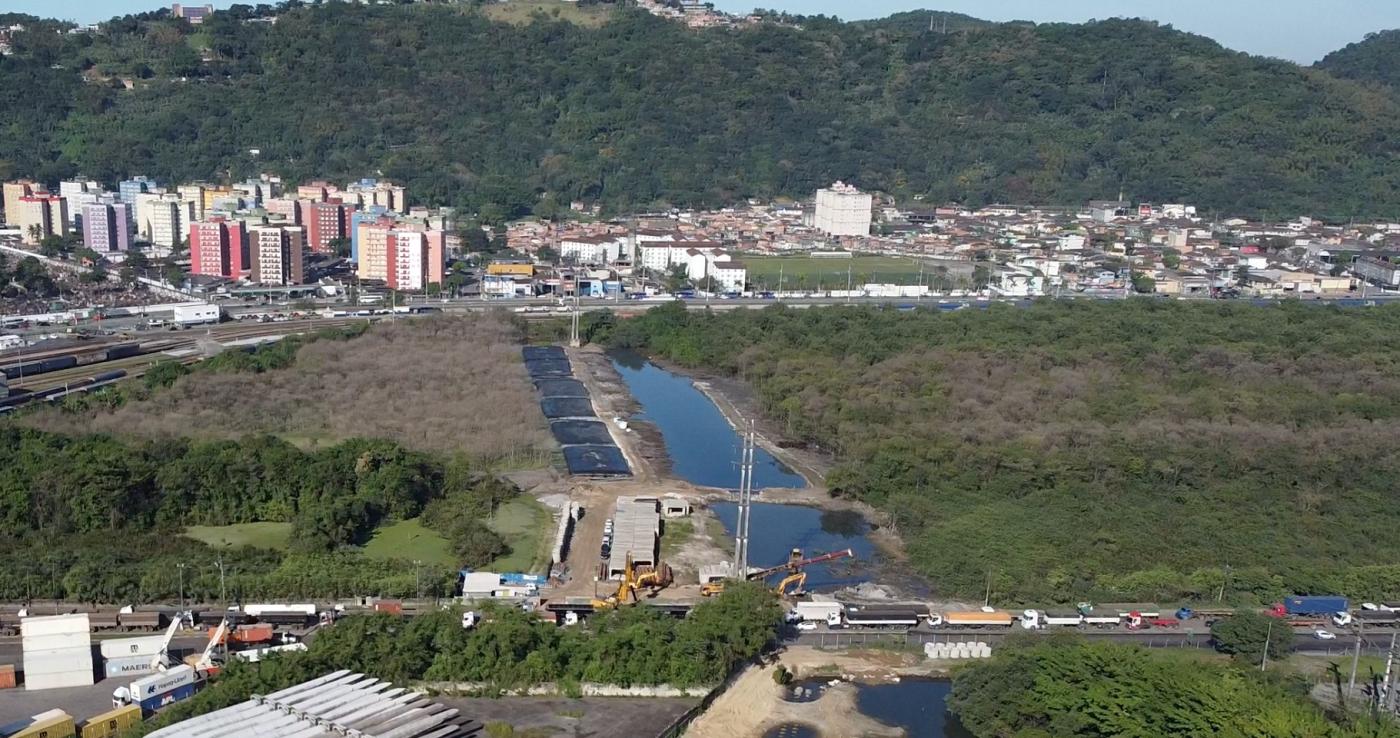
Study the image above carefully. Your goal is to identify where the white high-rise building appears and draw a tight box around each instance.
[813,181,873,237]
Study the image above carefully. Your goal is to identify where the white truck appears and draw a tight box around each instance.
[171,303,221,327]
[791,600,844,625]
[1020,610,1084,629]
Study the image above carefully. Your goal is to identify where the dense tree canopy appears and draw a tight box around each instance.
[1317,30,1400,91]
[949,639,1400,738]
[4,5,1400,217]
[609,300,1400,603]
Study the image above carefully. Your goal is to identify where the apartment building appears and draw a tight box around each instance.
[355,216,396,281]
[345,179,407,214]
[813,181,873,237]
[82,201,133,253]
[190,217,248,278]
[2,180,37,227]
[16,195,68,244]
[306,200,352,253]
[248,224,304,285]
[385,230,428,291]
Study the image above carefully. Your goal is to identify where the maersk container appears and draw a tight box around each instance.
[1284,595,1349,616]
[102,656,155,679]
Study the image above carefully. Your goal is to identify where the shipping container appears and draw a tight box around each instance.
[22,614,94,691]
[0,663,15,689]
[171,304,220,326]
[793,601,843,622]
[371,601,403,616]
[99,636,166,659]
[242,604,316,617]
[1,709,75,738]
[1285,596,1349,616]
[77,705,140,738]
[229,624,274,645]
[102,657,155,680]
[126,666,197,715]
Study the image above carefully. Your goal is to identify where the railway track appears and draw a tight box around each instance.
[6,318,374,393]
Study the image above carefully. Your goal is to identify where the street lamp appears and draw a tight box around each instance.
[176,563,187,613]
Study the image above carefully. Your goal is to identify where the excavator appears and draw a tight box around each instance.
[591,553,674,610]
[701,548,854,597]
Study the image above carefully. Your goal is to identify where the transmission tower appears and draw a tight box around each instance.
[733,420,756,576]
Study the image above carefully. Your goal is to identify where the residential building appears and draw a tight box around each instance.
[248,224,304,285]
[16,194,68,244]
[355,216,396,281]
[1354,256,1400,288]
[264,197,302,224]
[814,181,873,237]
[59,180,101,225]
[82,201,133,253]
[297,181,339,202]
[178,184,206,220]
[345,179,407,214]
[385,230,428,291]
[559,234,628,264]
[201,185,233,214]
[306,200,352,254]
[349,206,392,263]
[118,176,157,203]
[2,179,37,227]
[190,217,248,278]
[171,3,214,23]
[146,196,196,249]
[709,259,748,291]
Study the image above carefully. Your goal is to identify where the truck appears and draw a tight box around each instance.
[171,303,221,327]
[228,623,275,645]
[1283,596,1348,617]
[1020,610,1082,629]
[116,612,162,632]
[792,600,843,624]
[845,607,920,629]
[941,611,1015,628]
[112,665,199,714]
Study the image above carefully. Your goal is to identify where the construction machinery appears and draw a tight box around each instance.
[184,618,229,676]
[701,548,855,597]
[592,553,674,610]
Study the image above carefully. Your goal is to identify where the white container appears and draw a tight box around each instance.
[100,636,167,659]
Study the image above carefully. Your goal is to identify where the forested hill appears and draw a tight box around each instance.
[1317,29,1400,90]
[5,3,1400,219]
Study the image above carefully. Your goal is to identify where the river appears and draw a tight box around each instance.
[609,350,805,490]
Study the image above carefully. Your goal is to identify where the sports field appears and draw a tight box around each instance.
[741,254,946,288]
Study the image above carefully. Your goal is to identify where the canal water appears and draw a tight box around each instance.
[710,502,880,590]
[609,350,806,490]
[784,679,974,738]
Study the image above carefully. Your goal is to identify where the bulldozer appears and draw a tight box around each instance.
[592,553,673,610]
[701,548,854,597]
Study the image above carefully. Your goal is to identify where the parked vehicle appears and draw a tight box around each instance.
[1283,595,1349,616]
[112,665,200,714]
[1315,629,1337,640]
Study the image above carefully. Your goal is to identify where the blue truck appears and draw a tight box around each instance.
[1283,595,1349,616]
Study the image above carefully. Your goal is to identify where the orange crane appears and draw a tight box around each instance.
[701,548,854,597]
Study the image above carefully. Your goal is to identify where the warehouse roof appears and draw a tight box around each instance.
[146,670,475,738]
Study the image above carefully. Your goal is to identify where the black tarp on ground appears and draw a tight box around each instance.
[541,397,596,419]
[522,346,567,361]
[562,445,632,476]
[534,378,589,398]
[550,419,613,445]
[524,359,572,378]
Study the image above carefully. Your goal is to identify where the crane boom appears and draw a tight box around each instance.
[745,548,854,581]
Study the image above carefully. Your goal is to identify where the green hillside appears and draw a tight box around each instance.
[3,4,1400,218]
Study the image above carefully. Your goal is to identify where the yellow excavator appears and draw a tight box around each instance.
[592,553,674,610]
[701,548,854,597]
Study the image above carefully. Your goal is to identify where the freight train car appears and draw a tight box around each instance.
[2,355,78,380]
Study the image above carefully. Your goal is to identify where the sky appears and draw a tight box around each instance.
[8,0,1400,64]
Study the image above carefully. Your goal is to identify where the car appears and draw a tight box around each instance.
[1315,629,1337,640]
[796,621,818,632]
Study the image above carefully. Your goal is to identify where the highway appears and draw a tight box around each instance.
[790,627,1399,656]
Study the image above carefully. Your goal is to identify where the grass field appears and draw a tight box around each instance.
[660,518,694,560]
[485,497,555,574]
[362,518,457,567]
[184,522,292,551]
[482,0,614,27]
[741,254,952,288]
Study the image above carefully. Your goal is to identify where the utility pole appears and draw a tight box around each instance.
[1381,631,1398,714]
[414,559,423,602]
[177,563,186,614]
[215,558,226,606]
[1350,617,1366,692]
[846,264,853,303]
[1260,619,1272,672]
[569,268,581,347]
